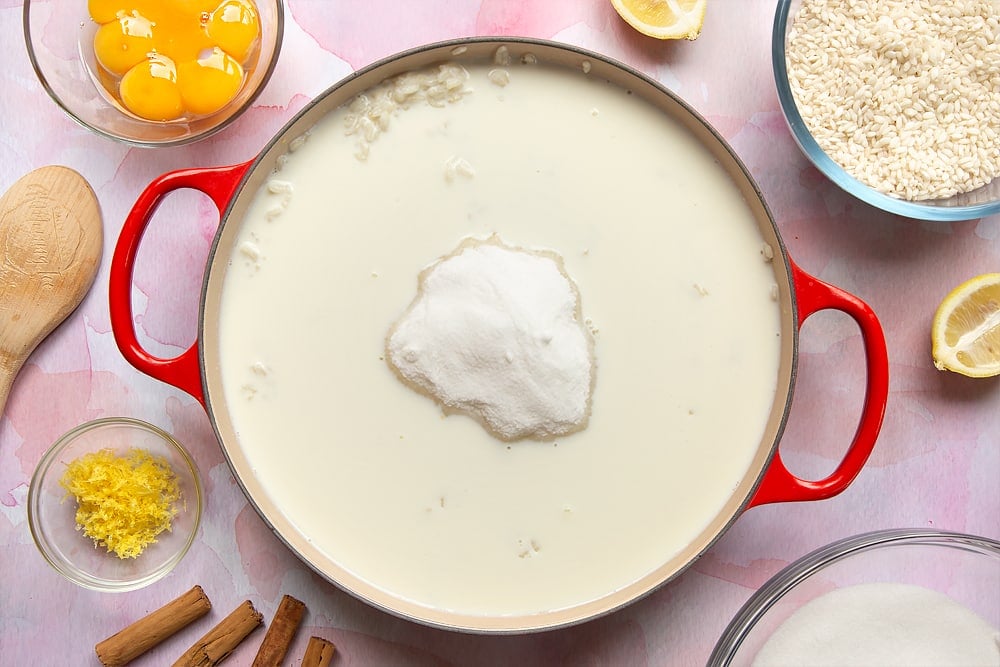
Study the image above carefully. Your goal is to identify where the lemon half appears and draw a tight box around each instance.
[931,273,1000,378]
[611,0,706,40]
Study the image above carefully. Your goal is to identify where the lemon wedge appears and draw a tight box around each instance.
[931,273,1000,378]
[611,0,706,40]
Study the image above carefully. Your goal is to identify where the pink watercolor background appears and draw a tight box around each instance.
[1,1,998,665]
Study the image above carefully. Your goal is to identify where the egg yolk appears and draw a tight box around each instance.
[93,12,155,75]
[207,0,260,63]
[88,0,121,25]
[119,54,184,121]
[89,0,261,122]
[178,48,244,116]
[151,16,214,64]
[88,0,155,25]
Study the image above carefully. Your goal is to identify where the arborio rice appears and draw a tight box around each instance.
[343,64,472,161]
[785,0,1000,201]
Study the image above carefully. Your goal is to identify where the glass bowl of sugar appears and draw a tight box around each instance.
[773,0,1000,221]
[708,529,1000,666]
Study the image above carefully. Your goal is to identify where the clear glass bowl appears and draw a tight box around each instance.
[773,0,1000,221]
[23,0,284,147]
[27,417,203,592]
[708,529,1000,666]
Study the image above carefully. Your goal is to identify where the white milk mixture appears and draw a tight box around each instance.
[216,55,783,617]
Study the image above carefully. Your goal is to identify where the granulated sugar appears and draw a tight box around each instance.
[786,0,1000,200]
[753,582,1000,667]
[385,236,595,441]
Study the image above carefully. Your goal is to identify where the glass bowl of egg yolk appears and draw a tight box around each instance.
[23,0,283,146]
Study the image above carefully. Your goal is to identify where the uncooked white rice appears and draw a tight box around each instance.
[785,0,1000,201]
[343,64,472,161]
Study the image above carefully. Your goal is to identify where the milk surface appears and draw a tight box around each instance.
[216,57,783,617]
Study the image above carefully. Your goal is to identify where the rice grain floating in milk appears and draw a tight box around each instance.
[217,51,784,616]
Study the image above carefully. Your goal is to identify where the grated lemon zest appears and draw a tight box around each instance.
[59,448,181,559]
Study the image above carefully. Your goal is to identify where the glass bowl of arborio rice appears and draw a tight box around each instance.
[773,0,1000,221]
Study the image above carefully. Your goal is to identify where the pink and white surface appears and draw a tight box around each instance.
[1,1,997,664]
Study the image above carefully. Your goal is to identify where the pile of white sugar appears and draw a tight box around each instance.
[753,582,1000,666]
[785,0,1000,200]
[385,236,595,441]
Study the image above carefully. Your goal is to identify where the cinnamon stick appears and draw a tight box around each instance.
[301,637,336,667]
[96,585,212,667]
[172,600,264,667]
[251,594,306,666]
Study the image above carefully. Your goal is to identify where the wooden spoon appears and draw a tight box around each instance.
[0,166,103,417]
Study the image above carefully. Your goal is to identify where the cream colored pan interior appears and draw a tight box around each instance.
[199,38,797,633]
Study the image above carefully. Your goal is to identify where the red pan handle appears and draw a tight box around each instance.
[747,260,889,508]
[108,161,254,407]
